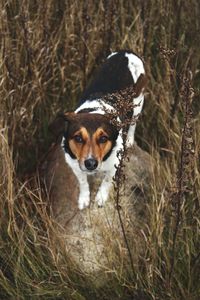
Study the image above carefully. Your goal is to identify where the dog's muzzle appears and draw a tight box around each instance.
[84,158,98,171]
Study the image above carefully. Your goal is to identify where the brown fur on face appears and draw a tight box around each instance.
[68,127,113,167]
[60,113,119,169]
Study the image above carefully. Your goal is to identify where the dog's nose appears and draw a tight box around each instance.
[84,158,98,171]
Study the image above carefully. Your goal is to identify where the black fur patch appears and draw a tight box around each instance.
[79,50,135,106]
[62,137,76,159]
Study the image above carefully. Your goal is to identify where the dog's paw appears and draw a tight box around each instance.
[78,193,90,210]
[95,190,108,208]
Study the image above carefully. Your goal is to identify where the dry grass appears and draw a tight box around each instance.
[0,0,200,299]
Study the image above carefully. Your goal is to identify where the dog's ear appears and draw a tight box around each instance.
[48,112,76,141]
[134,73,147,97]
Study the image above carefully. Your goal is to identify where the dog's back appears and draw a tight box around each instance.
[79,50,145,105]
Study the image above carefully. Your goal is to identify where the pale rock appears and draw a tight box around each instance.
[40,144,152,273]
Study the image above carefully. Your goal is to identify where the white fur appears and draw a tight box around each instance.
[126,93,144,147]
[95,131,123,206]
[75,99,115,115]
[62,146,90,209]
[125,53,145,82]
[63,52,145,209]
[125,53,145,147]
[107,52,117,59]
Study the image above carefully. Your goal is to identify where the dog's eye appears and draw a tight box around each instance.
[73,135,84,143]
[99,136,108,144]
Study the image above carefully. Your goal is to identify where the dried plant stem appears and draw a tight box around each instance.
[169,70,195,284]
[81,2,89,90]
[102,85,141,275]
[114,130,135,275]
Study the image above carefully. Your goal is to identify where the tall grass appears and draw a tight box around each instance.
[0,0,200,299]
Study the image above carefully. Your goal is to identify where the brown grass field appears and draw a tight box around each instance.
[0,0,200,299]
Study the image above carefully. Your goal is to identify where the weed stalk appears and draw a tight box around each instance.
[169,69,195,284]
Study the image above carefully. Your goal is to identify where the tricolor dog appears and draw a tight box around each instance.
[51,50,146,209]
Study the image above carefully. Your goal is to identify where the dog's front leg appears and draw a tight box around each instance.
[76,173,90,210]
[126,124,136,148]
[95,171,115,207]
[126,94,144,148]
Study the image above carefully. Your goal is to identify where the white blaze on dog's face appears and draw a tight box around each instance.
[62,113,119,173]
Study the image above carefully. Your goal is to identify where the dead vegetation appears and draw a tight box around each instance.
[0,0,200,299]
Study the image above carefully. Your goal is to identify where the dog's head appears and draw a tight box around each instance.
[49,112,119,173]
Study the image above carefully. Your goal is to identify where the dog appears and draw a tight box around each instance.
[50,50,146,209]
